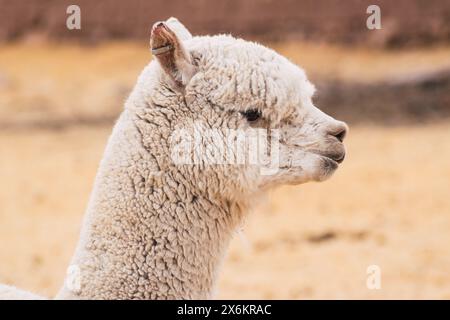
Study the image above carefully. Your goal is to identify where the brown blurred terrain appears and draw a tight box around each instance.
[0,41,449,299]
[1,42,449,128]
[0,1,450,299]
[1,0,449,47]
[1,0,449,126]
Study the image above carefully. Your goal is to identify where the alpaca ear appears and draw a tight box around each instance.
[165,17,192,41]
[150,19,197,89]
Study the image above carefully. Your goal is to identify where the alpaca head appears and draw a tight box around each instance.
[148,18,347,202]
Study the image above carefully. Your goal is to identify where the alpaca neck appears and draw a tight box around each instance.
[56,110,241,299]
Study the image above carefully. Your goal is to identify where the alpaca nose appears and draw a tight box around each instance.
[327,122,348,142]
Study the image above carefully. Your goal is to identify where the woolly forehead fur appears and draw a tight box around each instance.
[142,33,316,126]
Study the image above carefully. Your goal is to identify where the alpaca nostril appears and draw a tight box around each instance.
[334,128,346,142]
[329,124,347,142]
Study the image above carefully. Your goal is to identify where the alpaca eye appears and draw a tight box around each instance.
[241,109,261,122]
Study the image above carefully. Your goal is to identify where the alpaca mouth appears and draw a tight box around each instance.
[319,152,345,168]
[312,144,346,165]
[325,151,345,164]
[308,149,345,165]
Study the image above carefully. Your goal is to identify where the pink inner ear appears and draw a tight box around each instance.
[150,20,197,89]
[150,22,178,52]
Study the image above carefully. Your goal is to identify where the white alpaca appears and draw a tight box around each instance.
[0,18,347,299]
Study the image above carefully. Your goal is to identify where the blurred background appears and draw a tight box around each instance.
[0,0,449,299]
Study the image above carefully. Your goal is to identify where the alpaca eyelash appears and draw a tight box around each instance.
[241,109,261,122]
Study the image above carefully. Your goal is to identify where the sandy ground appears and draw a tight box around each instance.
[0,124,449,299]
[0,42,449,299]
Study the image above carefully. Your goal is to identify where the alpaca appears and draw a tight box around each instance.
[0,18,347,300]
